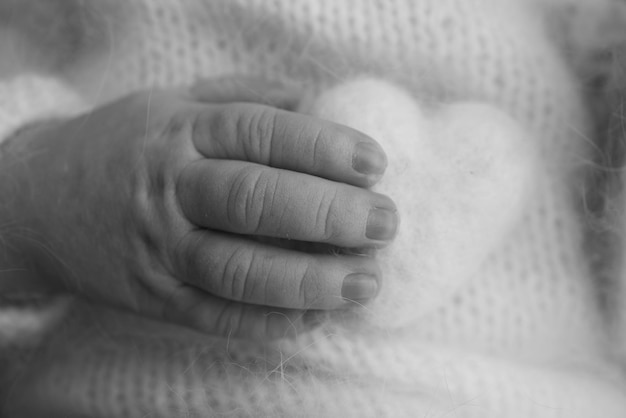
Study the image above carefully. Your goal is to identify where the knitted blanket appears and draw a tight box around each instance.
[1,0,626,416]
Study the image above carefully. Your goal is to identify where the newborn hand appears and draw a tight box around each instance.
[0,77,397,339]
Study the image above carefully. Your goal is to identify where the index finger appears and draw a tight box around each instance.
[188,103,388,187]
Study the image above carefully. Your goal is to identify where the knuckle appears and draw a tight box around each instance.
[297,261,322,308]
[314,189,341,242]
[305,125,326,171]
[227,167,278,233]
[222,246,273,305]
[222,245,286,306]
[221,246,252,301]
[226,167,264,231]
[238,105,277,163]
[206,103,279,162]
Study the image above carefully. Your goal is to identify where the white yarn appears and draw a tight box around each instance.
[300,78,537,328]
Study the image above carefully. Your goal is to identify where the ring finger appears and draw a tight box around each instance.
[172,228,381,310]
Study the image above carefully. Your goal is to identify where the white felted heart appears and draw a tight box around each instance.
[301,78,537,328]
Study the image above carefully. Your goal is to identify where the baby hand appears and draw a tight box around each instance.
[0,77,397,339]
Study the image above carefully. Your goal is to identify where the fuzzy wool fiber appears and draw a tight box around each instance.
[1,0,626,417]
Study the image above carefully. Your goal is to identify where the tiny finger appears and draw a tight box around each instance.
[190,102,388,187]
[162,284,318,340]
[172,229,382,310]
[176,159,398,247]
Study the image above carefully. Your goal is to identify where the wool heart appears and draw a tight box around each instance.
[301,78,537,328]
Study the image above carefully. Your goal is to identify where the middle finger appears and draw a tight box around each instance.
[176,159,398,248]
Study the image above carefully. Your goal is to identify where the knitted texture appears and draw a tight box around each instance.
[1,0,626,417]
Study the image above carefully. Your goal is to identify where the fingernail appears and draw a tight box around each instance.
[366,208,398,241]
[353,142,387,176]
[342,273,379,302]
